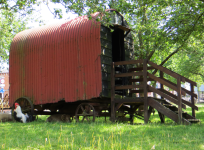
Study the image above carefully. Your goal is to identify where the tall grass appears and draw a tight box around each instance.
[0,103,204,150]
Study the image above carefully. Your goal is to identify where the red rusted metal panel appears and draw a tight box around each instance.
[9,15,102,106]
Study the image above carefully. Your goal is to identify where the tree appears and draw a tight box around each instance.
[0,0,41,67]
[50,0,204,83]
[1,0,204,83]
[0,10,29,71]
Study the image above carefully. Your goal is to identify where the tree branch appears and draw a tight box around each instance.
[151,11,204,75]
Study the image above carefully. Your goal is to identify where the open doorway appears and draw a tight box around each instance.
[112,28,127,96]
[112,28,125,62]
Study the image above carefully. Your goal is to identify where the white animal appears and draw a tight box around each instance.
[14,103,29,123]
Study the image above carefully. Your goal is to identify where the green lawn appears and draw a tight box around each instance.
[0,103,204,150]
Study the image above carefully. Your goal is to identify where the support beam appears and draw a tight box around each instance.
[143,59,148,124]
[177,77,182,124]
[111,62,115,122]
[191,84,195,117]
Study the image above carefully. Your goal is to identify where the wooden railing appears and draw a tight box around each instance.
[111,59,198,124]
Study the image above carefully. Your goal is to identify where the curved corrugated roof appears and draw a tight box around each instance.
[10,14,103,105]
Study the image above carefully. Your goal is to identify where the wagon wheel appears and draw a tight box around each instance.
[116,109,128,122]
[75,103,96,123]
[12,97,36,122]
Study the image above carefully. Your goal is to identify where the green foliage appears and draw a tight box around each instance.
[50,0,204,83]
[0,10,27,61]
[1,0,204,83]
[0,0,40,62]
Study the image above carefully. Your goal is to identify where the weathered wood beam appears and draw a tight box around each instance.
[111,62,115,122]
[128,66,155,72]
[177,77,182,124]
[162,78,197,98]
[148,98,179,123]
[158,89,198,110]
[115,85,143,90]
[143,59,149,124]
[147,61,185,82]
[148,86,186,109]
[115,72,143,78]
[114,59,143,65]
[148,73,186,95]
[129,78,154,82]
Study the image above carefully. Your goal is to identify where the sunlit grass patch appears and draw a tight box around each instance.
[0,103,203,149]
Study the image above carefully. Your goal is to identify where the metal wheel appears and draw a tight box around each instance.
[12,97,36,122]
[75,103,96,123]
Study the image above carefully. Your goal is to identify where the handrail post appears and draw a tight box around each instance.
[190,84,195,117]
[160,71,164,99]
[177,77,182,124]
[111,62,115,122]
[143,59,148,124]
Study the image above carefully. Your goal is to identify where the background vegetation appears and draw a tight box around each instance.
[1,0,204,83]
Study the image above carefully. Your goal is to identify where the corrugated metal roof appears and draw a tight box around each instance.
[9,14,102,105]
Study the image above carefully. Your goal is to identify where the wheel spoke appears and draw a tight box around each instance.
[82,116,85,122]
[75,103,96,123]
[80,106,84,112]
[85,116,89,121]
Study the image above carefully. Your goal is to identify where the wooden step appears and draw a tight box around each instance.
[163,104,177,108]
[174,111,186,114]
[187,119,200,123]
[148,98,190,125]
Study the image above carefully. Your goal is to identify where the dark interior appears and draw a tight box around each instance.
[112,28,127,96]
[112,28,125,62]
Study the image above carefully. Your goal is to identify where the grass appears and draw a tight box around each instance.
[0,103,204,150]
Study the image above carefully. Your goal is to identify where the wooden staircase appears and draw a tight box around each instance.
[110,59,200,124]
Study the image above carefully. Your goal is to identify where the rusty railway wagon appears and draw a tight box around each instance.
[10,9,200,124]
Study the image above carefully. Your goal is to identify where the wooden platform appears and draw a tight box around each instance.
[110,59,199,124]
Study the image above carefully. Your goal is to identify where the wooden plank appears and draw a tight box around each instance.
[115,103,123,111]
[130,89,144,93]
[128,66,155,72]
[148,85,186,109]
[129,78,154,82]
[191,84,196,117]
[111,62,115,122]
[162,78,197,98]
[177,77,182,124]
[148,98,179,123]
[158,89,198,110]
[148,106,154,120]
[114,98,144,103]
[147,61,185,82]
[158,112,165,123]
[115,72,143,78]
[148,73,186,95]
[143,59,149,124]
[113,24,130,31]
[160,71,164,100]
[114,59,143,65]
[115,84,143,90]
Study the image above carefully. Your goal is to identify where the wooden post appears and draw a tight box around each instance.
[111,62,115,122]
[160,71,164,99]
[143,59,148,124]
[190,84,195,117]
[177,77,182,124]
[159,70,165,123]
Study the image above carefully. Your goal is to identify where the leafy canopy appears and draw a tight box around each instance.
[1,0,204,83]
